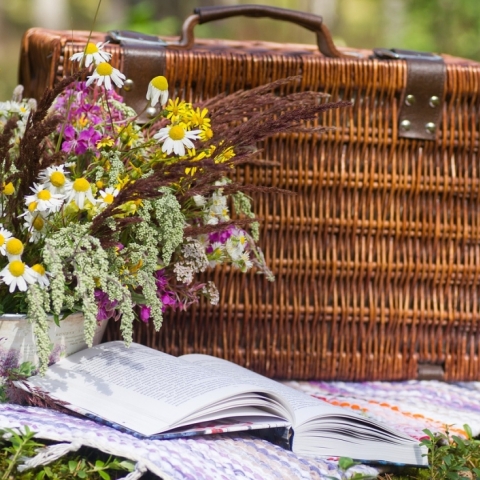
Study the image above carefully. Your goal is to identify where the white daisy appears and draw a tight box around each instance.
[153,125,201,157]
[0,260,36,293]
[86,62,126,90]
[70,42,111,67]
[146,76,169,107]
[22,211,47,243]
[5,237,24,261]
[64,178,96,210]
[25,183,64,213]
[225,237,244,261]
[0,226,13,256]
[97,187,119,210]
[38,165,71,195]
[208,242,225,268]
[233,252,253,272]
[192,195,206,207]
[31,264,50,288]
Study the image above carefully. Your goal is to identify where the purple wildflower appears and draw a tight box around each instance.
[208,226,235,245]
[78,127,102,151]
[139,305,151,323]
[94,289,119,322]
[0,348,19,376]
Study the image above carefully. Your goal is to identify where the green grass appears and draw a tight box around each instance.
[0,426,141,479]
[339,425,480,479]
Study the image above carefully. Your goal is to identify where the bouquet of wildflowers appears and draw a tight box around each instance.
[0,41,347,372]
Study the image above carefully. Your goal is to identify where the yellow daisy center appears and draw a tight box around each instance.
[73,178,90,193]
[103,193,114,204]
[0,234,4,246]
[37,189,51,201]
[96,62,113,76]
[85,43,99,54]
[32,216,44,231]
[28,201,38,212]
[151,76,168,91]
[3,182,14,195]
[6,238,24,256]
[96,180,105,189]
[169,125,185,141]
[50,171,66,187]
[32,264,46,276]
[8,260,25,277]
[203,129,214,140]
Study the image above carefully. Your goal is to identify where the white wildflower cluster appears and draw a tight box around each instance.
[173,264,195,285]
[0,86,36,138]
[152,190,185,265]
[26,284,51,374]
[225,230,253,272]
[207,228,254,273]
[107,98,138,120]
[42,224,135,346]
[104,151,125,187]
[202,281,219,306]
[204,189,230,225]
[174,237,208,285]
[105,278,135,343]
[137,270,163,331]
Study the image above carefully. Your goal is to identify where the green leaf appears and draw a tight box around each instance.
[452,435,465,448]
[422,428,435,439]
[98,471,111,480]
[117,460,135,471]
[52,313,61,327]
[338,456,357,470]
[464,423,474,439]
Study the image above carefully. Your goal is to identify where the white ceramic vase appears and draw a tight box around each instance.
[0,312,108,373]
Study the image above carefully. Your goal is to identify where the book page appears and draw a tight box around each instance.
[181,354,426,464]
[19,342,291,436]
[181,354,346,426]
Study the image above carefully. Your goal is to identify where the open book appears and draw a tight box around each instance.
[16,341,427,466]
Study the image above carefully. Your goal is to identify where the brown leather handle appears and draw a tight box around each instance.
[166,4,344,58]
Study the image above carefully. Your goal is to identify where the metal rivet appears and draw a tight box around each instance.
[425,122,436,134]
[146,107,157,119]
[400,119,411,131]
[429,95,440,108]
[123,79,134,91]
[405,94,416,106]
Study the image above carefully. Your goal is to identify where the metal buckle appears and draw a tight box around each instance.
[107,30,167,46]
[373,48,442,62]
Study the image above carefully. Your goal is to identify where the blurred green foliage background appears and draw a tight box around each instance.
[1,0,480,101]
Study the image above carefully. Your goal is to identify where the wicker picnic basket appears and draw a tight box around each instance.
[18,5,480,381]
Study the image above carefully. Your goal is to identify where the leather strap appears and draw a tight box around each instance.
[192,5,344,58]
[376,49,445,141]
[108,31,167,123]
[417,363,445,381]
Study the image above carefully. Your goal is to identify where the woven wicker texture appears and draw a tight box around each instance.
[18,26,480,381]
